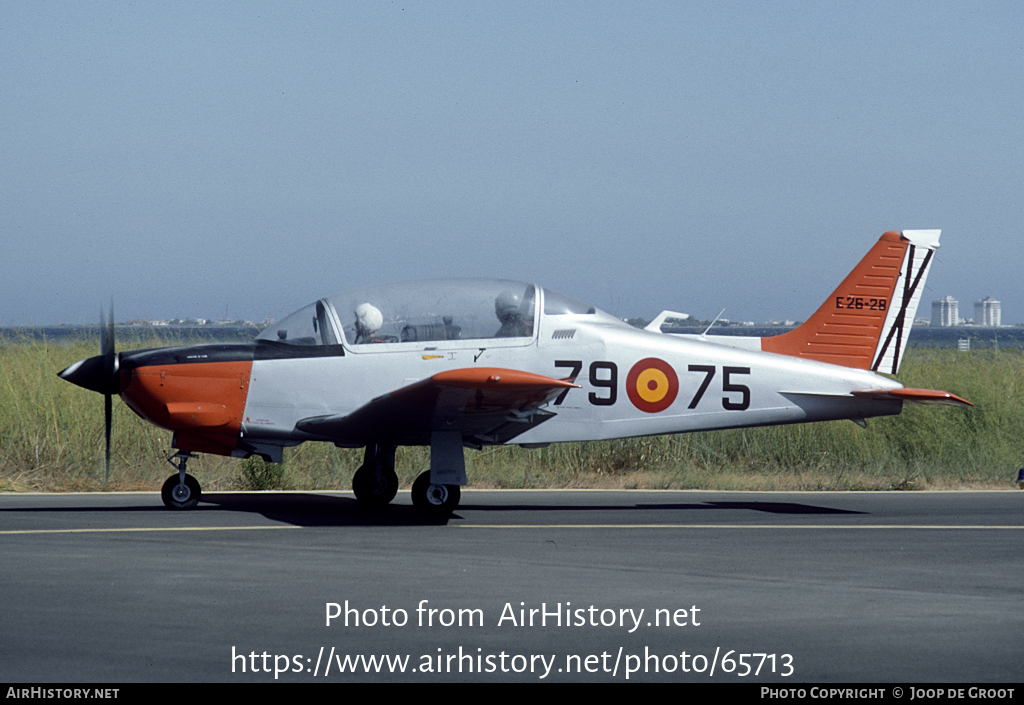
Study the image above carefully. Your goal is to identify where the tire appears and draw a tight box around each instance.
[161,473,201,510]
[411,470,461,515]
[352,463,399,506]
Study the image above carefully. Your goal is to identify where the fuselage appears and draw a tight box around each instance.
[107,280,905,462]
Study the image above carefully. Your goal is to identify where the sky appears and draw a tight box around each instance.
[2,1,1022,327]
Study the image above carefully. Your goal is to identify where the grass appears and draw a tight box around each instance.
[1,337,1019,493]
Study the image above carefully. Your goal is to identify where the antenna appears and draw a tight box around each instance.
[700,308,726,338]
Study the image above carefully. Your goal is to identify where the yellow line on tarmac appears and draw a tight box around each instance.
[0,525,301,536]
[453,524,1024,530]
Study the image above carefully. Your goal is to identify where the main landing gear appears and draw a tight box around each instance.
[411,471,461,515]
[351,444,399,506]
[352,443,462,515]
[161,452,201,510]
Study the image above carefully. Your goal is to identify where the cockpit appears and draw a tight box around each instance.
[254,278,625,351]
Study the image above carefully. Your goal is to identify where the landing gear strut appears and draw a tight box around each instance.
[161,452,201,510]
[352,444,399,506]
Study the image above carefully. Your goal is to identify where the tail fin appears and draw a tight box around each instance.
[760,230,939,374]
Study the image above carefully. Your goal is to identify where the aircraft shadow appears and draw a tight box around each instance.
[201,493,453,527]
[652,501,865,515]
[203,495,866,526]
[0,494,865,529]
[0,494,451,527]
[453,500,866,515]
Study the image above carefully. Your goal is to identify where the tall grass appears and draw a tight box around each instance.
[0,338,175,491]
[1,338,1018,492]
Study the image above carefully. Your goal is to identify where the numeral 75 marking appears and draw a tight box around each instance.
[687,365,751,410]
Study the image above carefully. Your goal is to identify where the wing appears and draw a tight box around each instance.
[295,367,579,446]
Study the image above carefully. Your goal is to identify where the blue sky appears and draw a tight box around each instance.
[3,1,1022,326]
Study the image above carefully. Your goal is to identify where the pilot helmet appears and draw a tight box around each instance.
[495,291,522,321]
[354,303,383,334]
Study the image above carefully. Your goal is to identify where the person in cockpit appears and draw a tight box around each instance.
[354,303,384,344]
[494,291,531,337]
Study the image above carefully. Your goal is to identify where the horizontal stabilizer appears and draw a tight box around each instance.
[645,310,690,333]
[851,387,973,407]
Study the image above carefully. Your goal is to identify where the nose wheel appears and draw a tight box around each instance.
[412,470,460,515]
[161,452,202,510]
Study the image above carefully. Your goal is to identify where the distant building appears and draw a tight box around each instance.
[931,296,959,327]
[974,297,1001,327]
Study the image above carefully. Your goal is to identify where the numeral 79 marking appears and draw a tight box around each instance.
[554,359,619,406]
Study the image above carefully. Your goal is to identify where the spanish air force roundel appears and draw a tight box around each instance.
[626,358,679,413]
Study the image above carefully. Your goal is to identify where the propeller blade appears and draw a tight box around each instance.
[101,301,115,373]
[101,301,116,483]
[104,392,112,483]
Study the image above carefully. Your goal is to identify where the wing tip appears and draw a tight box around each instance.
[433,367,579,389]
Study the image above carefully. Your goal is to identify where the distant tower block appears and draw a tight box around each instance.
[931,296,958,327]
[974,297,1001,327]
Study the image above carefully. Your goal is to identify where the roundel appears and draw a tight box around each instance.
[626,358,679,413]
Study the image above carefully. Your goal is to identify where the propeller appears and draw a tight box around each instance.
[101,302,116,482]
[58,301,119,482]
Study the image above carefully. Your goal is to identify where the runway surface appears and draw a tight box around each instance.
[1,489,1021,683]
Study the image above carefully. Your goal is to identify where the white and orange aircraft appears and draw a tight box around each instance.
[59,229,970,513]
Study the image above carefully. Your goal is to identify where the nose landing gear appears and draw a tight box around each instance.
[161,452,201,510]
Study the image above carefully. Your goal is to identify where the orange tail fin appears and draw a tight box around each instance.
[760,230,939,374]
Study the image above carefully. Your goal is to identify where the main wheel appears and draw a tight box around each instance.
[411,470,461,515]
[352,463,399,506]
[161,473,201,510]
